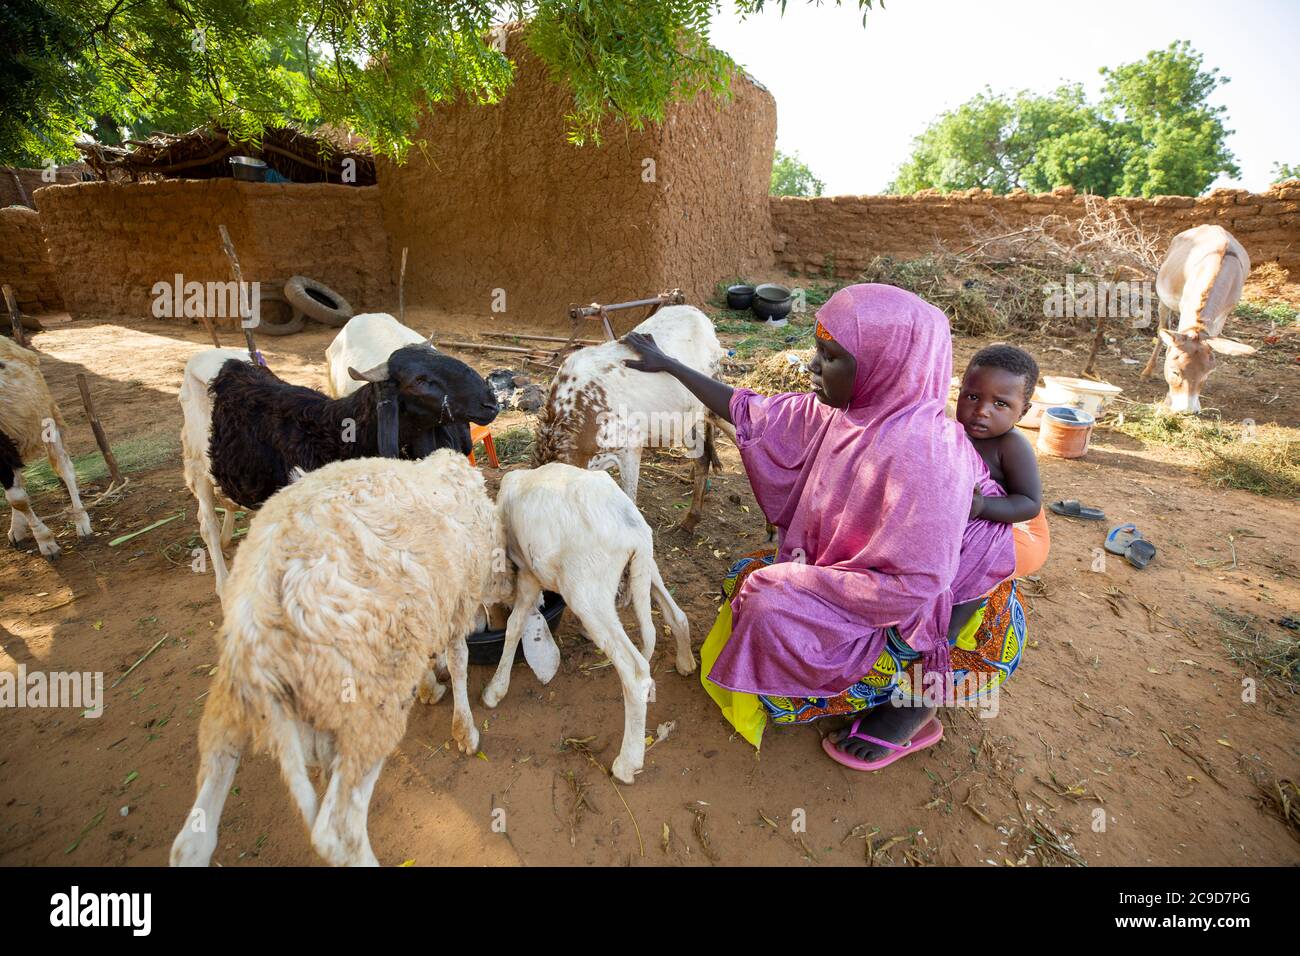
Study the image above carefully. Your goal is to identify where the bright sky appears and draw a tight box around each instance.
[706,0,1300,195]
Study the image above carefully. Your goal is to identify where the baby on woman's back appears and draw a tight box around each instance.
[955,344,1049,579]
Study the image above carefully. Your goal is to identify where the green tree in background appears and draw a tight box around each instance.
[889,41,1239,197]
[771,149,825,196]
[1,0,881,167]
[1272,162,1300,183]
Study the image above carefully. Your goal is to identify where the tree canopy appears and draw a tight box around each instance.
[1272,162,1300,183]
[2,0,880,167]
[889,41,1239,198]
[771,149,824,196]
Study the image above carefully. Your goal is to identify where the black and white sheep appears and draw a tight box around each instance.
[179,343,498,593]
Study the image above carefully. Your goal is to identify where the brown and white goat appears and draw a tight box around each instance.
[1,336,91,558]
[1141,225,1255,413]
[533,305,732,532]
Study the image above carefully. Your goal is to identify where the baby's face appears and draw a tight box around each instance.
[956,365,1028,440]
[809,336,856,408]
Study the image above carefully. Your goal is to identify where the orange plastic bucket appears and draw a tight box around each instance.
[1037,406,1094,459]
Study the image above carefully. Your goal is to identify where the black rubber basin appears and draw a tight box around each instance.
[466,591,567,665]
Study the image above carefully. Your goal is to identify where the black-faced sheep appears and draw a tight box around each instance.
[1,337,91,558]
[170,450,512,867]
[179,344,498,593]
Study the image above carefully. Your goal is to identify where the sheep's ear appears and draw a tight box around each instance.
[348,361,390,383]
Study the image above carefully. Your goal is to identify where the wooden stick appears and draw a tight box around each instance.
[440,340,551,357]
[9,169,31,208]
[218,224,257,359]
[75,373,122,484]
[1082,314,1106,377]
[3,284,25,347]
[483,332,600,345]
[398,246,408,323]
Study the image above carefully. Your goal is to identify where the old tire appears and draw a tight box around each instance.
[283,275,353,328]
[253,286,305,336]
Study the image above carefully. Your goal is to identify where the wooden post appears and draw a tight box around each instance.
[75,373,123,485]
[1082,315,1106,378]
[3,284,25,347]
[218,224,258,360]
[398,246,408,324]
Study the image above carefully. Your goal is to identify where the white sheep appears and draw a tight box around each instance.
[170,450,510,867]
[484,462,692,784]
[0,336,91,558]
[324,312,427,399]
[534,305,733,531]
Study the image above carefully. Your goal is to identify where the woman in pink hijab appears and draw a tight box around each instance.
[625,284,1022,769]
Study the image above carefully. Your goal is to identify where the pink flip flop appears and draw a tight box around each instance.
[821,715,944,771]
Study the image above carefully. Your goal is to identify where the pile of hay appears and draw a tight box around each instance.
[1108,403,1300,498]
[738,350,813,395]
[858,196,1165,343]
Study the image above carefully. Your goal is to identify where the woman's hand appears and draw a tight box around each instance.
[622,332,675,374]
[969,487,985,520]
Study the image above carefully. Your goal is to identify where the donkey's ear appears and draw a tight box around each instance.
[1205,337,1256,357]
[348,361,390,383]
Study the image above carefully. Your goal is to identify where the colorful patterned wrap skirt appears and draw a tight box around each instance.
[701,550,1028,747]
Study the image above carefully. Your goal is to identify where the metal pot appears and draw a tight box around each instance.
[229,156,268,182]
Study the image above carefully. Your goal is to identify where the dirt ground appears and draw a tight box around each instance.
[1,296,1297,867]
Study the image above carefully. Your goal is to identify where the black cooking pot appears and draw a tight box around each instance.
[726,284,756,310]
[752,296,793,322]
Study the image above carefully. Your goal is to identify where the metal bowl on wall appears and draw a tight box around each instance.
[229,156,268,182]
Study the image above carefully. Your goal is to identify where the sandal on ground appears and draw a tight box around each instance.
[1048,499,1105,520]
[1105,523,1156,569]
[821,716,944,772]
[1125,538,1156,569]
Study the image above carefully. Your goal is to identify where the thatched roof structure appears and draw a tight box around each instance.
[76,126,376,185]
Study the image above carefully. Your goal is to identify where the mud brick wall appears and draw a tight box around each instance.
[377,29,775,330]
[772,181,1300,279]
[0,206,64,313]
[30,179,391,325]
[1,164,89,208]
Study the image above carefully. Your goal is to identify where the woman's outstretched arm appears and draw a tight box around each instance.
[622,332,735,423]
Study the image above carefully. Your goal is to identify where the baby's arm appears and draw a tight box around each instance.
[972,430,1042,524]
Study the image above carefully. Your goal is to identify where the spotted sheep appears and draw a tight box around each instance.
[1141,225,1256,414]
[0,336,91,559]
[533,305,733,531]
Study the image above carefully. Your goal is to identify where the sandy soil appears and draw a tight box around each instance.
[1,300,1296,867]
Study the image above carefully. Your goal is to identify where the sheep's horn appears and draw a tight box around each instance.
[348,361,390,383]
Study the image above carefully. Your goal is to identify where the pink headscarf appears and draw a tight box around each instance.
[710,284,1013,698]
